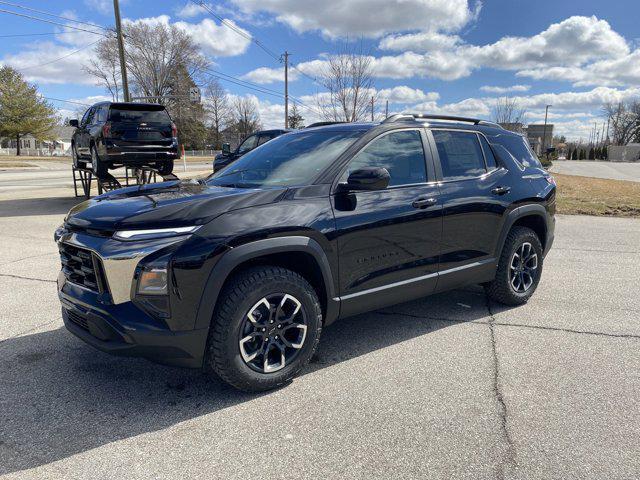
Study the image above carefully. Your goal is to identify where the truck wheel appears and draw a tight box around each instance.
[205,266,323,392]
[90,145,108,178]
[156,159,174,176]
[485,226,543,306]
[72,144,85,169]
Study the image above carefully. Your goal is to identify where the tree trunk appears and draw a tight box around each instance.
[16,134,21,156]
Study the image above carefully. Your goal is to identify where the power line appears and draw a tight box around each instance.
[16,41,100,72]
[0,1,111,31]
[41,96,91,107]
[188,0,281,62]
[0,30,89,38]
[0,8,108,36]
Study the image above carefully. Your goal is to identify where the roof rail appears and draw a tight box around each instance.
[383,113,504,129]
[305,121,347,128]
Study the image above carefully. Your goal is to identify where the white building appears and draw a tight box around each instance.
[0,126,75,156]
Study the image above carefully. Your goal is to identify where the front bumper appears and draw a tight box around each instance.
[59,282,208,368]
[56,230,209,368]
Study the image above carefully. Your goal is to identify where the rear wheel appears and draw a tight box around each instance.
[156,159,174,176]
[90,145,108,178]
[205,266,322,392]
[485,226,543,306]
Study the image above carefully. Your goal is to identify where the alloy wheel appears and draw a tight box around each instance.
[509,242,538,293]
[238,293,307,373]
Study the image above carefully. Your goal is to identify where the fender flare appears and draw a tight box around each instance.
[494,204,548,258]
[194,236,339,330]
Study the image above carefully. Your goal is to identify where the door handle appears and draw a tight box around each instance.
[491,186,511,196]
[412,197,437,209]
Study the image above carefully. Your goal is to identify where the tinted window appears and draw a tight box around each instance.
[479,135,498,170]
[108,107,171,123]
[96,105,108,123]
[237,135,259,154]
[257,134,273,146]
[492,133,542,168]
[342,130,427,187]
[81,107,94,126]
[432,130,486,180]
[207,130,362,188]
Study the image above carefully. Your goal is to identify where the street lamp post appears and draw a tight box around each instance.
[542,104,552,155]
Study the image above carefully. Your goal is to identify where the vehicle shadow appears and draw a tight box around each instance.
[0,286,502,475]
[0,196,82,217]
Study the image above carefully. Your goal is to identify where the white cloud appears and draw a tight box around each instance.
[373,16,630,81]
[377,86,439,104]
[174,18,252,57]
[517,49,640,88]
[175,2,211,18]
[230,0,479,38]
[480,85,531,94]
[241,66,299,84]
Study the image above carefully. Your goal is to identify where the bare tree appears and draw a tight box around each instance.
[315,42,375,122]
[204,78,231,149]
[87,21,209,104]
[492,97,527,132]
[230,96,261,140]
[84,33,121,101]
[603,101,640,145]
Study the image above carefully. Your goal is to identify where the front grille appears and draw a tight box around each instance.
[59,243,104,292]
[67,310,89,330]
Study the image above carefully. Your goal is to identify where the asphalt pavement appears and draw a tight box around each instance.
[551,160,640,182]
[1,174,639,479]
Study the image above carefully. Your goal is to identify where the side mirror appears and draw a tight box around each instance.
[69,119,79,128]
[221,143,231,154]
[343,167,390,191]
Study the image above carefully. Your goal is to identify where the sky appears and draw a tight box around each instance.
[1,0,639,140]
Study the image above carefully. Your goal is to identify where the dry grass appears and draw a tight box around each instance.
[0,161,35,168]
[554,173,640,217]
[0,155,71,163]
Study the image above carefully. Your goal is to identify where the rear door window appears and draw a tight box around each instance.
[108,107,171,123]
[432,130,486,180]
[479,135,498,171]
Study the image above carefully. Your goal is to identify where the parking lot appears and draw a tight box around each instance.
[1,170,640,479]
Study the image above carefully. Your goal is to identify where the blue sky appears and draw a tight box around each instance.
[1,0,639,139]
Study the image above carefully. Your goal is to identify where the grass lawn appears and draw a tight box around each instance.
[554,173,640,217]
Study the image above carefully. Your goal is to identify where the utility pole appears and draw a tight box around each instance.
[113,0,130,102]
[542,104,551,154]
[385,100,389,119]
[371,96,374,121]
[283,51,289,129]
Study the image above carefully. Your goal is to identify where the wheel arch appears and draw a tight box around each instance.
[495,204,548,258]
[194,236,339,331]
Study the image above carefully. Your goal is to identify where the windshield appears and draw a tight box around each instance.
[206,130,363,188]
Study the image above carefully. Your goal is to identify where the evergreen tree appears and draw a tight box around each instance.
[287,103,305,129]
[579,149,586,160]
[571,148,578,160]
[0,66,57,156]
[588,147,595,160]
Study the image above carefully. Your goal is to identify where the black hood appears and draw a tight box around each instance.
[65,180,287,231]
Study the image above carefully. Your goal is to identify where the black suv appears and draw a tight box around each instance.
[55,114,555,392]
[70,102,179,178]
[213,129,289,171]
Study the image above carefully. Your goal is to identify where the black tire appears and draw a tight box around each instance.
[71,144,86,168]
[205,266,323,392]
[156,159,174,176]
[485,226,543,306]
[90,145,108,178]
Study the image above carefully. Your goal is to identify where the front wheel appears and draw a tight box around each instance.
[205,266,323,392]
[485,226,543,306]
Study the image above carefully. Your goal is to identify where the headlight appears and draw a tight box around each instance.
[137,268,168,295]
[113,226,201,241]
